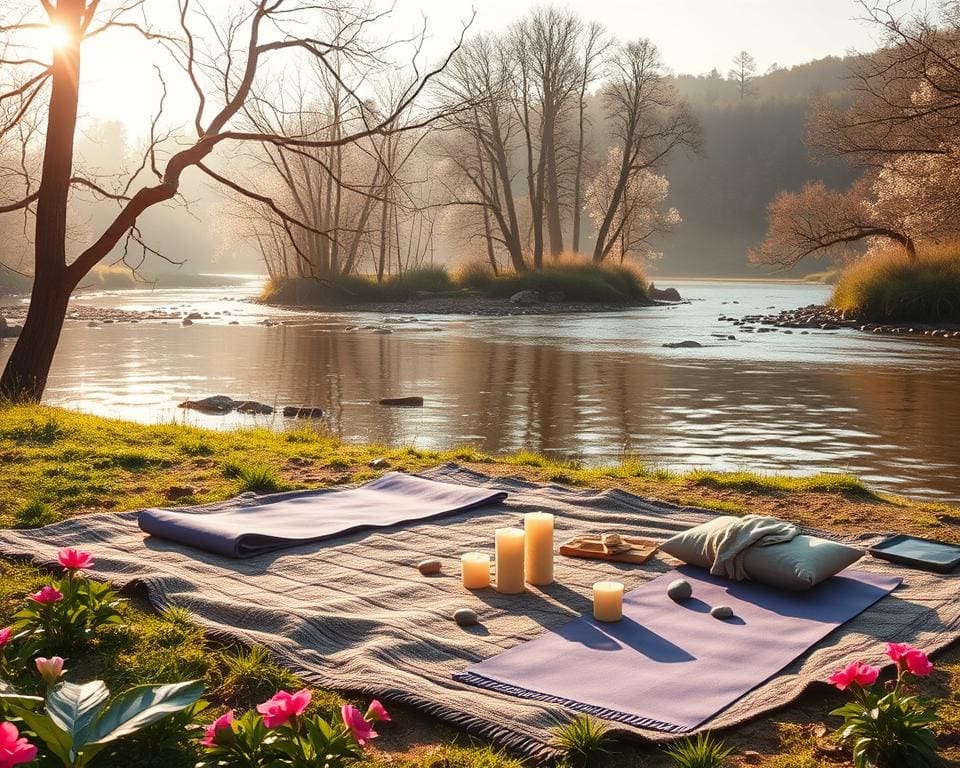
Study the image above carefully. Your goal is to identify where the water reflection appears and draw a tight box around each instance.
[1,280,958,501]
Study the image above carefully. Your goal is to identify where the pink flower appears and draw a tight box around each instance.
[365,699,391,723]
[341,704,378,746]
[903,648,934,677]
[57,548,94,571]
[0,722,37,768]
[29,586,62,604]
[827,661,879,691]
[200,710,234,747]
[0,628,11,648]
[35,656,65,687]
[256,689,311,729]
[886,642,915,664]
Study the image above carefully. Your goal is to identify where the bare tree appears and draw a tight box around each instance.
[749,179,916,267]
[728,50,757,99]
[570,21,609,254]
[590,39,698,264]
[0,0,464,400]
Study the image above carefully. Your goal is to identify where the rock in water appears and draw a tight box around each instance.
[667,579,693,602]
[662,340,702,349]
[181,318,193,326]
[178,395,237,413]
[453,608,478,627]
[418,559,442,576]
[711,605,734,620]
[235,401,274,415]
[282,406,324,419]
[379,396,424,407]
[648,285,683,302]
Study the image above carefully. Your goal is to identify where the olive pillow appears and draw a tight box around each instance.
[660,517,863,591]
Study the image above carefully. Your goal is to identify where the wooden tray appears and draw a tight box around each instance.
[559,535,660,564]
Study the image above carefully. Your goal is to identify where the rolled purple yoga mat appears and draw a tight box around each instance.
[456,566,901,732]
[138,471,507,558]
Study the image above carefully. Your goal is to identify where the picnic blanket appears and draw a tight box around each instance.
[456,567,900,732]
[137,472,507,558]
[0,465,956,758]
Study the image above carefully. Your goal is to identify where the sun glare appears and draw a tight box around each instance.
[43,22,73,51]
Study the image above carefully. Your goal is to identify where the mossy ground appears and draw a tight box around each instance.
[0,404,957,767]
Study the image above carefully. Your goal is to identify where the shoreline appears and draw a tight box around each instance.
[729,304,960,339]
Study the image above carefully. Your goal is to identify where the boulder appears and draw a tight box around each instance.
[379,396,424,407]
[235,401,273,415]
[648,285,682,302]
[177,395,240,413]
[282,406,324,419]
[185,311,204,321]
[662,340,702,349]
[181,318,193,327]
[510,289,541,306]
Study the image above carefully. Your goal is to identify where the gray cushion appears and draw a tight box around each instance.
[660,517,863,591]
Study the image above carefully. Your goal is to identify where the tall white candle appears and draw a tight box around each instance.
[524,512,554,585]
[495,527,525,594]
[593,581,624,622]
[461,552,491,589]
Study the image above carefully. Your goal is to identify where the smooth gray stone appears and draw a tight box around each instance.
[711,605,734,620]
[418,559,442,576]
[453,608,478,627]
[667,578,693,602]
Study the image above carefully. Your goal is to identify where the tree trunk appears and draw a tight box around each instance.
[0,0,84,401]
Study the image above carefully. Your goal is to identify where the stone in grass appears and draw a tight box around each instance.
[711,605,734,620]
[453,608,479,627]
[417,559,441,576]
[667,578,693,602]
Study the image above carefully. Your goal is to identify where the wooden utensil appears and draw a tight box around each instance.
[559,534,660,565]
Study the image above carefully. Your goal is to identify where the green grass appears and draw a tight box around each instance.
[552,715,612,768]
[262,261,650,307]
[661,732,732,768]
[684,469,879,499]
[222,460,287,493]
[831,243,960,323]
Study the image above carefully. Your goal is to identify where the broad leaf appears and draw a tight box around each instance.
[6,703,74,765]
[47,680,111,753]
[84,680,204,746]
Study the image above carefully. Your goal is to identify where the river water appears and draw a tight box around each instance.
[2,278,958,502]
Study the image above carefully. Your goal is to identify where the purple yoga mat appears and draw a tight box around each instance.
[138,471,507,558]
[456,566,901,732]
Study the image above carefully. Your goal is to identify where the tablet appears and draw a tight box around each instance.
[869,535,960,573]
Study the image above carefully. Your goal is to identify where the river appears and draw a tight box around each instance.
[2,277,958,502]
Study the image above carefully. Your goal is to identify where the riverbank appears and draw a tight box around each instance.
[725,304,960,339]
[0,405,957,768]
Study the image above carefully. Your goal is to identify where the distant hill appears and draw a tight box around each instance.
[650,55,860,277]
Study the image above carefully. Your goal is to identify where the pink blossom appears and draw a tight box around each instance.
[29,586,62,604]
[57,548,94,571]
[35,656,65,687]
[827,661,879,691]
[200,710,234,747]
[365,699,391,723]
[341,704,378,746]
[903,648,934,677]
[0,628,11,648]
[256,689,311,729]
[886,642,915,663]
[0,722,37,768]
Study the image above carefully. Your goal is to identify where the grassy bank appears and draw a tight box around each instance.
[831,243,960,323]
[0,405,957,767]
[261,261,650,307]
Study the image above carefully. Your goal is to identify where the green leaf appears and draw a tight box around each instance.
[7,703,74,765]
[47,680,111,752]
[83,680,204,746]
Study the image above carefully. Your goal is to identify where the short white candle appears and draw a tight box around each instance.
[461,552,491,589]
[593,581,624,622]
[495,527,525,594]
[524,512,554,586]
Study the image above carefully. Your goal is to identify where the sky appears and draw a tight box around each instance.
[61,0,888,136]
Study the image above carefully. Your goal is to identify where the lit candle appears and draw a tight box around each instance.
[524,511,554,586]
[495,527,525,594]
[461,552,491,589]
[593,581,624,622]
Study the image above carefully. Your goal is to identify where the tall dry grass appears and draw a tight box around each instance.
[831,242,960,323]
